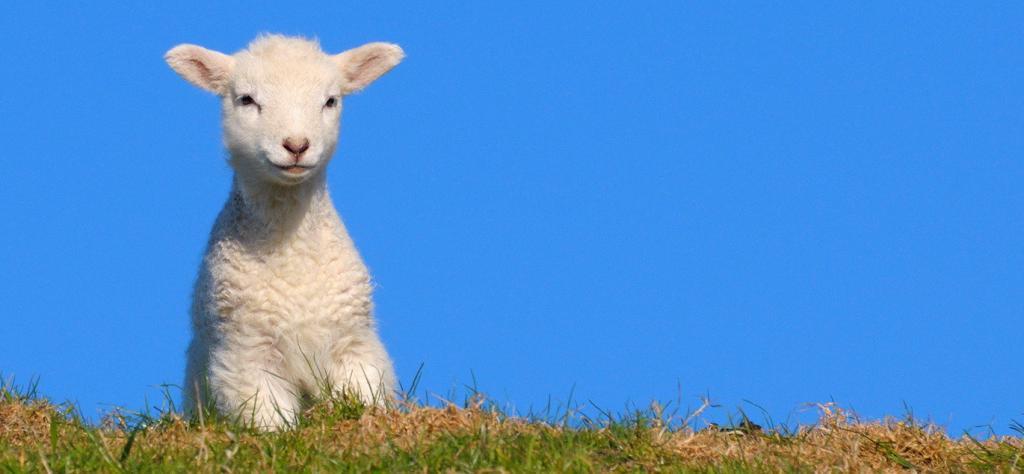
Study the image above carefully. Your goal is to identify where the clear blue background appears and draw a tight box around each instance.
[1,2,1021,434]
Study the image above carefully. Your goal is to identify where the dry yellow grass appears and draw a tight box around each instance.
[1,388,1021,472]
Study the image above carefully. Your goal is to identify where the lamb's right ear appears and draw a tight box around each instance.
[333,42,404,95]
[165,44,235,95]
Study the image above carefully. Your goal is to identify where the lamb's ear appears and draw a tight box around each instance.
[333,42,404,95]
[165,44,235,95]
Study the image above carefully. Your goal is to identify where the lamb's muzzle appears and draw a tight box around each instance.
[282,136,310,157]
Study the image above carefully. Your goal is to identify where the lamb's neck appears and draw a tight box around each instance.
[228,172,339,244]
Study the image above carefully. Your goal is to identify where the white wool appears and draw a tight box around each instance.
[165,34,404,430]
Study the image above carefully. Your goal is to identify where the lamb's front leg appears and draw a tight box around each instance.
[327,333,397,407]
[207,341,302,430]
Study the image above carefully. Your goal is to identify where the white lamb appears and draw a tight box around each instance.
[164,35,404,430]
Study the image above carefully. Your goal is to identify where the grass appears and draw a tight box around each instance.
[1,376,1021,472]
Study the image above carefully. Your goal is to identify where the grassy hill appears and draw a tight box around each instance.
[1,380,1021,472]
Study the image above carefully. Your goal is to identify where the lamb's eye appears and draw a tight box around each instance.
[238,95,256,106]
[324,97,337,108]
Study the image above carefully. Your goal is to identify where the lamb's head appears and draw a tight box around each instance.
[165,35,403,185]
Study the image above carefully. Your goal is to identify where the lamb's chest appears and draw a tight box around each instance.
[207,236,374,326]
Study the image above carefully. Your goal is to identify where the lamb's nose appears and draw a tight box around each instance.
[282,137,310,156]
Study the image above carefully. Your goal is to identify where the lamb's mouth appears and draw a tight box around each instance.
[273,164,315,175]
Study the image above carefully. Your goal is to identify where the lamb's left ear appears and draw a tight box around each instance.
[165,44,235,95]
[333,42,404,95]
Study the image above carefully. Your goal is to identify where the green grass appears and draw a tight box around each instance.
[1,376,1021,472]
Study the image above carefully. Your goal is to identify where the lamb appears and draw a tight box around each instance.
[164,34,404,430]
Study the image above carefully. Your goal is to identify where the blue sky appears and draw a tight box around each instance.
[1,2,1021,434]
